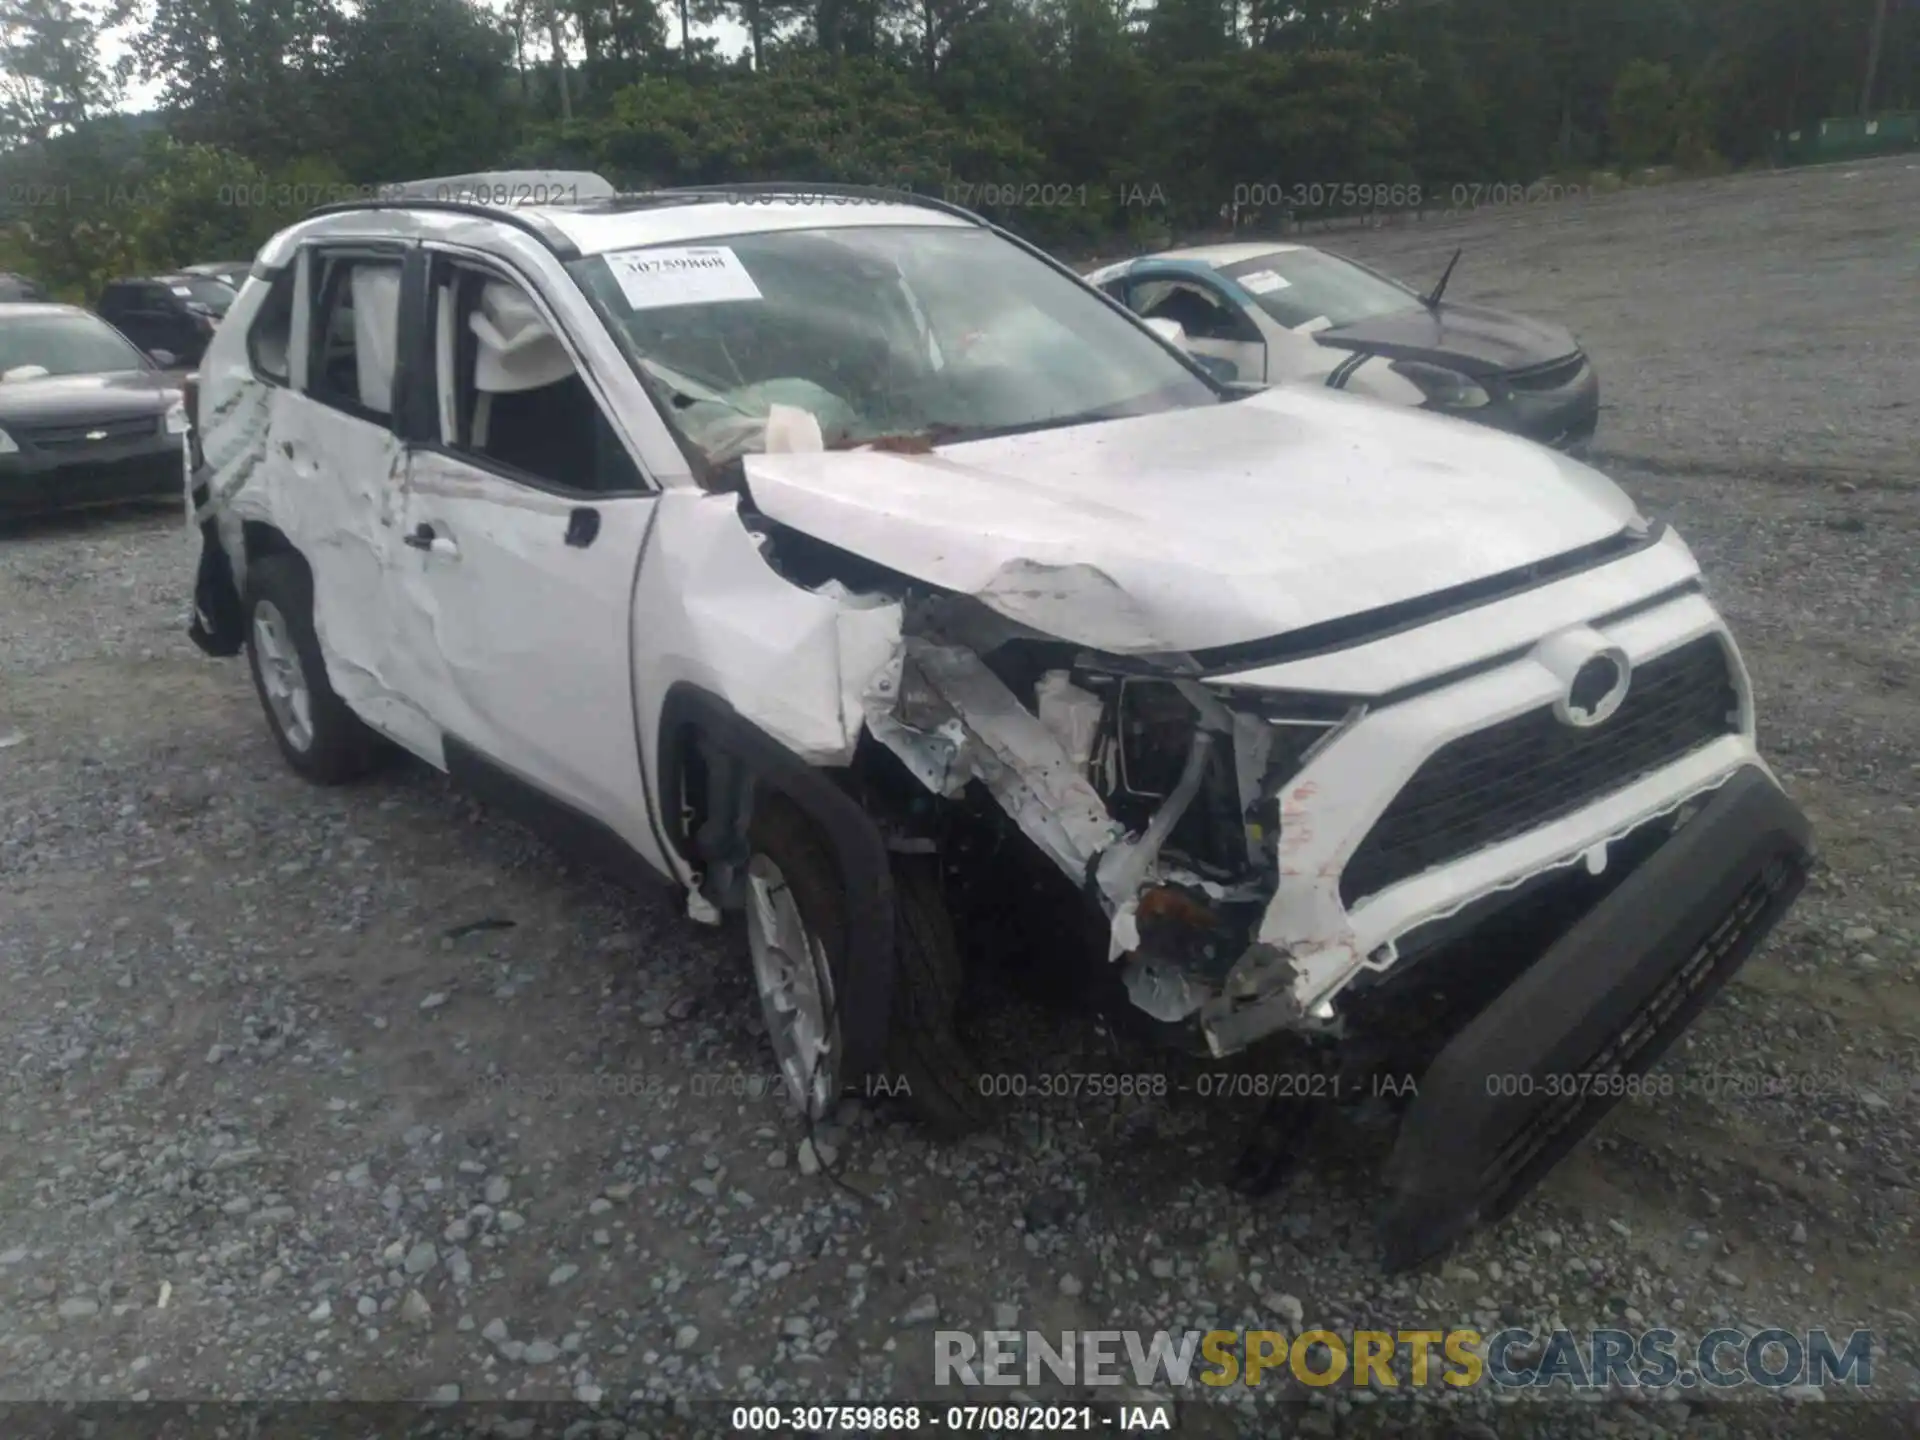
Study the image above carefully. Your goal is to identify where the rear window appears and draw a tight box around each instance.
[178,278,238,314]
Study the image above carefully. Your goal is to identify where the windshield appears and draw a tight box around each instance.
[167,277,238,315]
[1220,250,1423,332]
[569,224,1217,468]
[0,311,148,378]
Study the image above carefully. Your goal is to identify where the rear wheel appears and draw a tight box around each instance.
[744,795,987,1138]
[243,554,382,784]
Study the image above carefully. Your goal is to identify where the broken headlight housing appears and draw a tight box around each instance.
[1083,673,1356,879]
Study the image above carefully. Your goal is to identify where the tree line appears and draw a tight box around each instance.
[0,0,1911,297]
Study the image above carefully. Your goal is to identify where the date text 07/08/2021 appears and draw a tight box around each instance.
[477,1063,1847,1106]
[730,1403,1175,1432]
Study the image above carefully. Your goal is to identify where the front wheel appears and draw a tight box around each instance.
[243,554,382,784]
[743,796,987,1138]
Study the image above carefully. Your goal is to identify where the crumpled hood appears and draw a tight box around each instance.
[1315,300,1579,378]
[741,384,1642,655]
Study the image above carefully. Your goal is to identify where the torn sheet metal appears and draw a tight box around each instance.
[1124,953,1214,1023]
[867,641,1239,964]
[741,386,1640,653]
[632,492,905,768]
[1034,670,1102,771]
[883,641,1129,879]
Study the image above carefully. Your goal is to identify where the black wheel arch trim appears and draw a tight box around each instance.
[655,682,897,1080]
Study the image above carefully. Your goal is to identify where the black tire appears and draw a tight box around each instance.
[746,796,987,1138]
[242,553,382,784]
[886,855,992,1138]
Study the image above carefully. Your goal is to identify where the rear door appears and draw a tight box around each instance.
[382,246,658,855]
[270,241,432,752]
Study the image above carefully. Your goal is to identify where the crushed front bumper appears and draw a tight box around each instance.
[1375,765,1812,1270]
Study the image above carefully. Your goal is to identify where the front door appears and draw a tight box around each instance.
[385,251,659,855]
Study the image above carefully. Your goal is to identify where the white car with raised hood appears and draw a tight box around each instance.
[182,172,1812,1269]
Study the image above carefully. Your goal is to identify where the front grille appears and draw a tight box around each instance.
[18,415,161,449]
[61,451,181,492]
[1340,635,1738,905]
[1506,353,1588,392]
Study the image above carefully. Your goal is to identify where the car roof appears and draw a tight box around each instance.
[1139,242,1307,268]
[265,181,981,266]
[543,197,973,257]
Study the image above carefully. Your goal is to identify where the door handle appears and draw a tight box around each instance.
[565,507,600,548]
[404,522,458,558]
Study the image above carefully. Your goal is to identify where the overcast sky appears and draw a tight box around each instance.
[105,1,753,114]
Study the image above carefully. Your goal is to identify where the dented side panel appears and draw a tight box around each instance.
[630,491,906,881]
[195,257,444,761]
[269,394,436,754]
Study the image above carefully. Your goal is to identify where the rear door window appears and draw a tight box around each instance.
[305,251,404,422]
[248,268,297,384]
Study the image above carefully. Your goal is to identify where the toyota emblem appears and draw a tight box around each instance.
[1561,653,1631,727]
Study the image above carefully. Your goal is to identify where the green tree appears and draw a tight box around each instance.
[1609,57,1678,166]
[0,132,277,299]
[321,0,520,180]
[0,0,126,147]
[134,0,342,163]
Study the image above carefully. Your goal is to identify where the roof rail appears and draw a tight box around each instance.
[301,178,985,266]
[302,196,585,259]
[580,181,988,227]
[374,170,615,204]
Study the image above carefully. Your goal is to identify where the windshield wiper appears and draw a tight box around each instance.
[944,398,1170,443]
[829,422,972,452]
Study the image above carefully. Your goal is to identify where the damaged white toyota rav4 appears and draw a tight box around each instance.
[184,173,1812,1268]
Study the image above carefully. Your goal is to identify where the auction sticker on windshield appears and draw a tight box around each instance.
[607,246,763,310]
[1239,270,1289,295]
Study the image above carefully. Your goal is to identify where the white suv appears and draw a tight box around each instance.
[184,172,1812,1268]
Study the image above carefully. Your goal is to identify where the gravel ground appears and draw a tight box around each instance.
[2,158,1917,1437]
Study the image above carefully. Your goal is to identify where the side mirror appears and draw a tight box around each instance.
[1143,316,1187,348]
[148,348,178,368]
